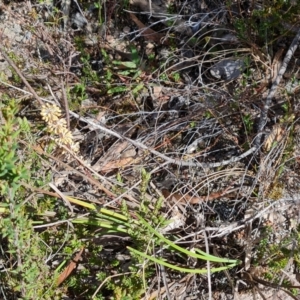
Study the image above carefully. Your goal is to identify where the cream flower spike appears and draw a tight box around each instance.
[40,103,61,123]
[41,103,78,153]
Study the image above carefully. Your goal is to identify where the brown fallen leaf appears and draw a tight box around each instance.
[129,13,169,45]
[57,248,84,286]
[161,189,202,204]
[263,125,285,151]
[162,185,237,204]
[93,140,140,173]
[100,156,137,173]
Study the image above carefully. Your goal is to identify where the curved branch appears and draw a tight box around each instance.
[255,28,300,148]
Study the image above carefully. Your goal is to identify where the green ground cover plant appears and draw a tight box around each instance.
[0,100,60,299]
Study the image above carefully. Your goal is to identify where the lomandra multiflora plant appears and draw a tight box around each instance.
[40,103,79,153]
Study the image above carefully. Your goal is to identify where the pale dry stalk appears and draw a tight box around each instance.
[255,27,300,148]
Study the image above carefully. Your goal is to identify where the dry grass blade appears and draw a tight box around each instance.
[49,183,74,213]
[30,143,117,199]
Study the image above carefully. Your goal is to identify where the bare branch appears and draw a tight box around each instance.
[0,46,43,106]
[255,27,300,148]
[69,110,257,169]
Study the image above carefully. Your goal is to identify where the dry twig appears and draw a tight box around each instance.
[255,27,300,148]
[69,110,258,169]
[0,46,43,106]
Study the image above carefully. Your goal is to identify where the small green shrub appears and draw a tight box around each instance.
[0,99,61,299]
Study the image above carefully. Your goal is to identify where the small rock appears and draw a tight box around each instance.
[71,12,88,29]
[210,59,246,80]
[123,26,131,34]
